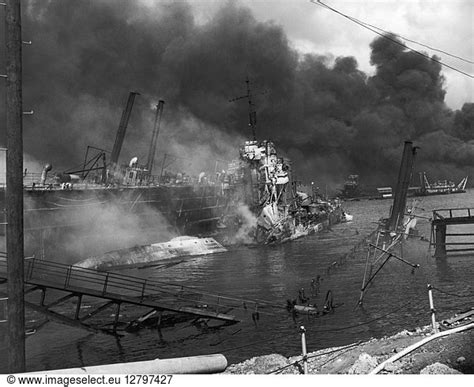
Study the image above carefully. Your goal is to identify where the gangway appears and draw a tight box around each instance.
[0,257,261,333]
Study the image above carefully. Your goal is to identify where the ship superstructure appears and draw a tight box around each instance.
[224,138,343,244]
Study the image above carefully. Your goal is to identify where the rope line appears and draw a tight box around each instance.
[314,344,360,370]
[307,300,414,333]
[431,285,474,298]
[220,299,415,354]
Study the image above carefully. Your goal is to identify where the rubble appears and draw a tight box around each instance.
[224,325,474,374]
[420,363,462,375]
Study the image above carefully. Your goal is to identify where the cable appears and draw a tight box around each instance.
[311,0,474,79]
[264,300,418,373]
[266,340,362,374]
[315,344,359,369]
[307,299,415,333]
[219,328,299,353]
[220,298,415,355]
[315,2,474,65]
[431,285,474,298]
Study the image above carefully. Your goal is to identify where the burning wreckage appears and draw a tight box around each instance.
[75,137,348,270]
[75,138,347,270]
[223,139,346,244]
[2,91,348,268]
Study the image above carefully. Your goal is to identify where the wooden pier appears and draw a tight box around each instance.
[430,208,474,257]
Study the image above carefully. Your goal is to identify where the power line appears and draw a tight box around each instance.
[310,0,474,79]
[369,29,473,66]
[315,2,474,65]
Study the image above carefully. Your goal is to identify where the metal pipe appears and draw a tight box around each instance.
[146,100,165,176]
[5,0,26,372]
[27,354,229,374]
[369,243,419,268]
[358,245,373,306]
[370,322,474,374]
[159,153,168,183]
[427,284,438,333]
[300,326,308,374]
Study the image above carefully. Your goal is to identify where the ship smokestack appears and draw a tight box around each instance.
[40,163,52,185]
[146,100,165,177]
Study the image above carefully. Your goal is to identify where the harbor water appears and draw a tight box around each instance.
[1,191,473,372]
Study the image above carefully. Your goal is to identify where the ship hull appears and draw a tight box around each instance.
[413,189,466,196]
[0,184,232,261]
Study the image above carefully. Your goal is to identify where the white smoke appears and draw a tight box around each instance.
[224,204,257,245]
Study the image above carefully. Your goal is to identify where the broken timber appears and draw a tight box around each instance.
[0,258,238,333]
[430,208,474,258]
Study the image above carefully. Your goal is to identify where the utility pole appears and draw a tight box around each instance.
[5,0,26,372]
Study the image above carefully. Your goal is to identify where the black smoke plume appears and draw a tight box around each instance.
[1,1,473,191]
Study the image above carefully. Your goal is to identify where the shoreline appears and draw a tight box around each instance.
[224,324,474,374]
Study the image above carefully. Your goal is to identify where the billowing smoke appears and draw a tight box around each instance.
[0,1,473,192]
[23,195,177,264]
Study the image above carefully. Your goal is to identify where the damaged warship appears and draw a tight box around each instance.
[2,89,346,264]
[223,139,345,244]
[75,136,347,270]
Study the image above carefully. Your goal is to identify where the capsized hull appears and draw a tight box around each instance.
[0,184,233,261]
[74,236,227,270]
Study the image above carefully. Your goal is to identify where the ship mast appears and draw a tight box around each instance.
[4,0,26,372]
[229,76,265,141]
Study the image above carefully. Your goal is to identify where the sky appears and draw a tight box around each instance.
[1,0,474,188]
[184,0,473,110]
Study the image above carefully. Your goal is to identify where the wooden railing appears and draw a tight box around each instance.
[433,208,474,220]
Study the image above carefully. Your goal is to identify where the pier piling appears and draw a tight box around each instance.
[433,224,447,258]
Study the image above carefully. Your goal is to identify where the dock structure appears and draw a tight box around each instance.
[430,208,474,258]
[0,258,243,333]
